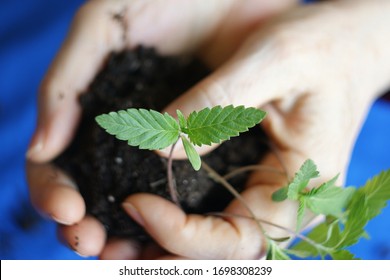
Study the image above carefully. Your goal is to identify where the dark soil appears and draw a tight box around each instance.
[54,47,268,241]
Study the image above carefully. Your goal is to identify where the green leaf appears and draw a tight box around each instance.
[285,169,389,260]
[95,109,180,150]
[271,187,288,202]
[291,215,344,259]
[185,105,266,146]
[338,170,390,248]
[304,184,355,217]
[356,169,390,221]
[181,135,201,171]
[330,250,359,260]
[176,110,187,130]
[337,192,368,248]
[266,241,291,260]
[287,159,319,200]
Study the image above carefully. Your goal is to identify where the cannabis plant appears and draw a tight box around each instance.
[96,105,390,260]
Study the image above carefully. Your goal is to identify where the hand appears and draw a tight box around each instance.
[26,0,298,258]
[117,0,390,259]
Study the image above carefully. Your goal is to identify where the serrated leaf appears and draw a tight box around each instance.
[96,109,180,150]
[181,135,201,171]
[287,159,319,200]
[338,170,390,248]
[266,241,291,260]
[288,170,389,259]
[357,170,390,220]
[337,192,368,248]
[330,250,359,260]
[307,174,339,195]
[305,186,355,217]
[185,105,266,146]
[271,187,288,202]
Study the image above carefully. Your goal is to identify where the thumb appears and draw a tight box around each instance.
[26,91,81,163]
[160,39,296,158]
[122,193,264,259]
[26,2,126,162]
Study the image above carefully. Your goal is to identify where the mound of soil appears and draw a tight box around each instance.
[54,47,268,241]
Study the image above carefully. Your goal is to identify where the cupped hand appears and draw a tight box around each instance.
[26,0,298,257]
[111,0,390,259]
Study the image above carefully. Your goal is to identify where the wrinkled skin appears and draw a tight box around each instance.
[26,0,390,259]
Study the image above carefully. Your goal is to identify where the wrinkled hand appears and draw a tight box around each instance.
[27,0,390,259]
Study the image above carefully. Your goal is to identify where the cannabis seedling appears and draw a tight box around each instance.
[96,105,266,170]
[96,105,266,204]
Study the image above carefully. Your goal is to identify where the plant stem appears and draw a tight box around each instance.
[223,165,287,181]
[201,161,266,236]
[210,212,330,257]
[210,212,310,246]
[202,161,332,258]
[261,138,290,180]
[167,141,180,208]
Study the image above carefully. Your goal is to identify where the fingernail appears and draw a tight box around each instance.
[56,227,89,257]
[26,131,44,159]
[122,202,145,227]
[51,214,72,226]
[73,250,90,258]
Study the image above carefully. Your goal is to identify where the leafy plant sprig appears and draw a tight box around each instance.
[269,159,390,260]
[96,105,266,171]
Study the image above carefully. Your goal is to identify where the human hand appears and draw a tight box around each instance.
[26,0,298,257]
[115,0,390,259]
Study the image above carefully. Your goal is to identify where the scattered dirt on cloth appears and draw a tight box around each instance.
[54,47,268,241]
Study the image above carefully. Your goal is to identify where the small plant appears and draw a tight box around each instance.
[96,105,266,171]
[96,105,390,260]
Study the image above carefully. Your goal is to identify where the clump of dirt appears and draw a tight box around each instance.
[54,47,268,241]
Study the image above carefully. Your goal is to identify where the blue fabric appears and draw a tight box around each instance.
[0,0,89,260]
[0,0,389,260]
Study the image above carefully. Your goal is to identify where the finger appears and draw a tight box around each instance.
[58,215,106,257]
[198,0,299,67]
[26,93,82,163]
[99,238,169,260]
[138,242,169,260]
[26,161,85,225]
[159,29,306,159]
[122,194,266,259]
[164,35,300,115]
[26,1,128,162]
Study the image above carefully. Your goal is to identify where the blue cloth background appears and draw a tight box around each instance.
[0,0,389,260]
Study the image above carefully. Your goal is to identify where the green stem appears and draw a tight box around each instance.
[210,212,331,257]
[167,141,180,208]
[201,161,266,236]
[223,165,287,181]
[263,138,290,180]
